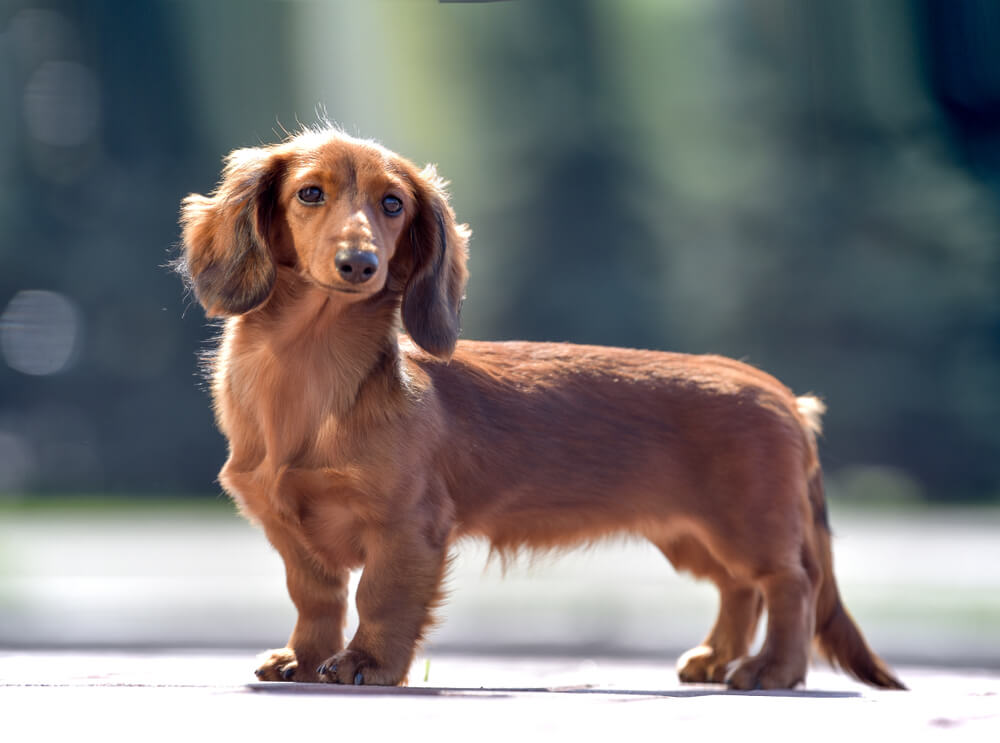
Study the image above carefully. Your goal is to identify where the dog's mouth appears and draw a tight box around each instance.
[317,281,364,294]
[303,274,369,295]
[299,258,387,298]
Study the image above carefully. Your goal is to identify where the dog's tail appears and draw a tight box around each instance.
[799,399,906,690]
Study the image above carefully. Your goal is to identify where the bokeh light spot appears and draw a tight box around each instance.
[1,290,82,376]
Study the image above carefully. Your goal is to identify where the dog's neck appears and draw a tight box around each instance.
[228,269,408,421]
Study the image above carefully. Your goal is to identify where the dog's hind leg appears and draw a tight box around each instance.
[724,563,817,690]
[656,535,764,684]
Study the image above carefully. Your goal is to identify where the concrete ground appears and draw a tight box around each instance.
[1,503,999,738]
[2,651,998,740]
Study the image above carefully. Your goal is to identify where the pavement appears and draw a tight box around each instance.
[2,651,998,740]
[1,503,999,738]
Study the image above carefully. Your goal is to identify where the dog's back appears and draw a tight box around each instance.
[414,341,812,549]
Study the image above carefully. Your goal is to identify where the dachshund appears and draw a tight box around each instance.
[177,126,904,691]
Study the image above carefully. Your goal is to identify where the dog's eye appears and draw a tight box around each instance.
[381,195,403,216]
[297,186,325,205]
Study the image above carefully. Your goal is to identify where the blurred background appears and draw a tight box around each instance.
[0,0,998,669]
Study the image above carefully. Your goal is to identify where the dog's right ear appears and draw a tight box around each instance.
[178,147,285,317]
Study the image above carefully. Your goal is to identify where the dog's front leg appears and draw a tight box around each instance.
[317,527,448,686]
[254,524,350,682]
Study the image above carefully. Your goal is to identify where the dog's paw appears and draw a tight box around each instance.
[676,645,731,684]
[316,648,405,686]
[254,647,322,682]
[725,654,804,691]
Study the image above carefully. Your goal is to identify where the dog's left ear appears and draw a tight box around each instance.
[400,165,470,359]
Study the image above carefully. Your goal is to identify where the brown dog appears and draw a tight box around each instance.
[177,126,904,690]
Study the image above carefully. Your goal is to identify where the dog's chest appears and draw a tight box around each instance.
[215,332,346,466]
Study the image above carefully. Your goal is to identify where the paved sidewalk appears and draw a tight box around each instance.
[2,504,999,739]
[1,651,998,740]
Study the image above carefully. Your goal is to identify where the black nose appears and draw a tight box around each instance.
[334,248,379,284]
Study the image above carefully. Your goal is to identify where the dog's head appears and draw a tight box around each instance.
[178,128,469,358]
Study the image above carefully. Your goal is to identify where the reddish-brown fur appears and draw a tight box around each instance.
[177,126,904,690]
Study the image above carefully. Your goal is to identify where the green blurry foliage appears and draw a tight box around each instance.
[1,0,998,501]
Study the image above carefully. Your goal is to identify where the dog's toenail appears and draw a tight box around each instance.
[317,664,327,675]
[282,667,295,680]
[254,668,264,678]
[354,672,364,685]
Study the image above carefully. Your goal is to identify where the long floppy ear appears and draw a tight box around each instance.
[178,147,285,317]
[401,165,470,359]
